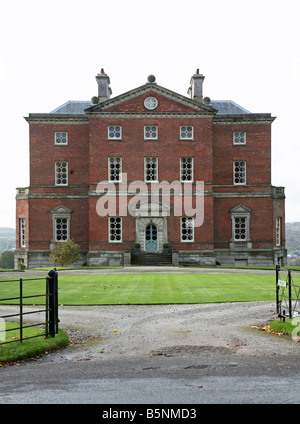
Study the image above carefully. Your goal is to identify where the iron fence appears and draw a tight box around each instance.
[0,269,58,345]
[276,265,300,321]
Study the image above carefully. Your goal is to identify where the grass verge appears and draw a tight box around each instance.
[0,323,69,364]
[269,318,300,337]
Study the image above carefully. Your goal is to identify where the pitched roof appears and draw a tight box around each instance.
[50,98,251,115]
[50,101,92,114]
[209,100,251,114]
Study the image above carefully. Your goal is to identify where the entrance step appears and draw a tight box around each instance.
[131,253,173,266]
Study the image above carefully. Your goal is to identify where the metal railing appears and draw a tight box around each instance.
[0,269,58,345]
[276,265,300,321]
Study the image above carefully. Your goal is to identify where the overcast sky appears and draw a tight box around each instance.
[1,0,299,228]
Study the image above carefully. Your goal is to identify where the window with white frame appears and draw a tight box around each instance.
[55,161,68,185]
[233,161,246,185]
[144,125,158,140]
[180,157,193,182]
[233,132,246,145]
[233,217,247,241]
[20,218,26,247]
[55,218,69,241]
[181,217,194,242]
[108,125,122,140]
[109,217,122,242]
[108,157,122,182]
[276,217,281,246]
[180,126,194,140]
[55,132,68,145]
[144,157,158,182]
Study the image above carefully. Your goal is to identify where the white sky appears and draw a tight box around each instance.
[0,0,299,229]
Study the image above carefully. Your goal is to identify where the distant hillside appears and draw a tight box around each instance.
[0,227,16,254]
[286,222,300,253]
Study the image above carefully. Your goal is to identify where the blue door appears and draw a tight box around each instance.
[145,224,158,252]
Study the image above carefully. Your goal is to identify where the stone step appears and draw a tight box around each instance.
[131,253,173,266]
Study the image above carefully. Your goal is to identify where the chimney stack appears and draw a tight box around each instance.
[188,69,205,102]
[96,68,112,102]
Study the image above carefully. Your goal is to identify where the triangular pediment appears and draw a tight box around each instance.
[50,205,72,216]
[230,204,252,214]
[85,84,216,114]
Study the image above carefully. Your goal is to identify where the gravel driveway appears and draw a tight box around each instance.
[2,266,299,362]
[2,300,298,362]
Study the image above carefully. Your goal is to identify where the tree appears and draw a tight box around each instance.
[0,250,14,269]
[49,239,81,267]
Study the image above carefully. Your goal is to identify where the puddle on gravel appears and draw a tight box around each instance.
[151,345,232,357]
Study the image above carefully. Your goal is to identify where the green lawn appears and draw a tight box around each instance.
[0,323,69,363]
[0,273,293,305]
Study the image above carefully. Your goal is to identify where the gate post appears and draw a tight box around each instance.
[276,264,280,314]
[288,269,292,319]
[48,269,58,337]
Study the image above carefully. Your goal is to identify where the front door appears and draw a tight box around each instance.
[145,224,158,252]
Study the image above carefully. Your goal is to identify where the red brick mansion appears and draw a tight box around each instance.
[15,69,287,268]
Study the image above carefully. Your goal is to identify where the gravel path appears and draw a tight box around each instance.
[2,301,299,362]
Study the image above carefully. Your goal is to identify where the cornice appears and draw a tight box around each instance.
[213,113,276,125]
[25,114,89,124]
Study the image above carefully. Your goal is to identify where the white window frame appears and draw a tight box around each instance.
[233,160,246,185]
[181,217,194,242]
[180,157,194,182]
[108,125,122,140]
[20,218,26,247]
[54,217,69,242]
[180,125,194,140]
[108,157,122,182]
[109,217,122,243]
[276,217,281,246]
[55,161,68,186]
[232,216,249,241]
[144,157,158,182]
[54,132,68,146]
[144,125,158,140]
[233,131,246,145]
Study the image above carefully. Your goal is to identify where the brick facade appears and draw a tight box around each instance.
[15,70,287,268]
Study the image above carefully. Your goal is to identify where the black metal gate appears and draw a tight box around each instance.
[0,269,58,344]
[276,265,300,321]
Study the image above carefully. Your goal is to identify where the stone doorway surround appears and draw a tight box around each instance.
[131,199,169,253]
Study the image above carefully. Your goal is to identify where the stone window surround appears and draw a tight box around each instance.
[180,217,194,242]
[54,131,68,146]
[108,125,122,140]
[180,125,194,140]
[230,204,252,250]
[20,218,26,248]
[50,205,72,247]
[233,131,246,145]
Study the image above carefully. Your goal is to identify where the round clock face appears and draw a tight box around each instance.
[144,97,158,110]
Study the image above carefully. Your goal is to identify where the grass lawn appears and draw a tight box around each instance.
[0,323,69,363]
[1,273,295,305]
